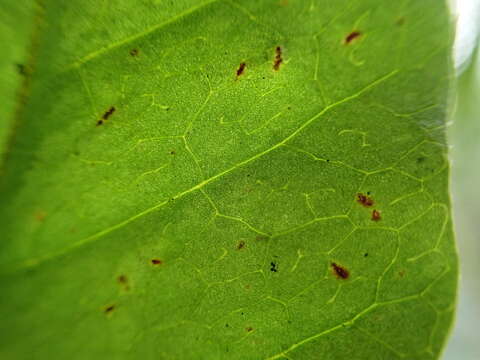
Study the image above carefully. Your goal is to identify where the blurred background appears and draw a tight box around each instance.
[444,0,480,359]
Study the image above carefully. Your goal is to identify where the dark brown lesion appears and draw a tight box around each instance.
[273,46,283,71]
[331,262,349,279]
[151,258,163,265]
[344,31,362,45]
[357,193,374,207]
[130,48,139,57]
[236,62,246,77]
[104,305,115,314]
[97,106,116,126]
[237,240,246,250]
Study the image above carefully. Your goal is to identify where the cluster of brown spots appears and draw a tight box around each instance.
[331,262,349,279]
[344,31,361,45]
[237,240,246,250]
[270,261,278,272]
[104,305,115,314]
[151,259,163,265]
[130,48,139,56]
[245,326,253,332]
[371,209,381,222]
[236,62,246,77]
[357,193,374,207]
[273,46,283,71]
[97,106,116,126]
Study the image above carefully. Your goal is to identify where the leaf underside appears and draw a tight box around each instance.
[0,0,458,359]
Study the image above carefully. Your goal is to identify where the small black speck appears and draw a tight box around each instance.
[364,253,369,257]
[225,323,229,327]
[270,261,278,272]
[326,159,330,162]
[367,191,371,195]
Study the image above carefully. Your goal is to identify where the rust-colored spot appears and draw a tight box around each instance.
[371,209,381,221]
[357,193,374,207]
[245,284,251,290]
[35,211,47,222]
[117,275,127,284]
[151,259,163,265]
[236,62,246,77]
[345,31,361,44]
[237,240,246,250]
[273,46,283,71]
[246,326,253,332]
[130,48,139,56]
[104,305,115,314]
[399,270,406,278]
[331,262,349,279]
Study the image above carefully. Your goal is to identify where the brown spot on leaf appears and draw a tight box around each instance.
[246,326,253,332]
[117,275,127,284]
[256,235,269,241]
[151,259,163,265]
[396,17,405,26]
[331,262,349,279]
[344,31,361,44]
[236,62,246,77]
[97,106,116,126]
[357,193,374,207]
[237,240,246,250]
[104,305,115,314]
[130,48,139,56]
[399,270,406,278]
[273,46,283,71]
[371,209,381,221]
[170,150,176,155]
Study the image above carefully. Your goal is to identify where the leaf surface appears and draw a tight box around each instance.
[0,1,458,359]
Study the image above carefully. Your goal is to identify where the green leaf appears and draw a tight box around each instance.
[0,0,458,359]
